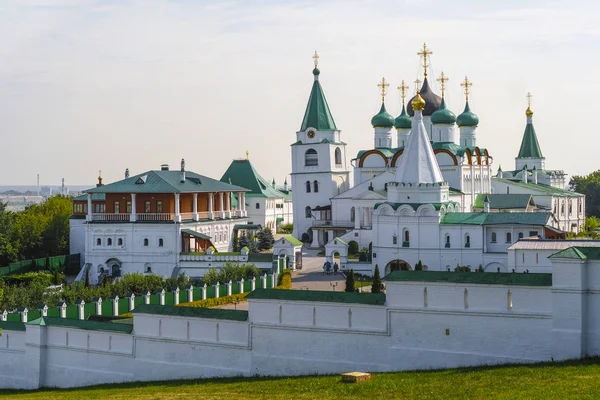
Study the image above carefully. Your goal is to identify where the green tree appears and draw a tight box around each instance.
[257,228,274,251]
[570,170,600,218]
[345,269,356,292]
[371,265,384,294]
[415,261,423,271]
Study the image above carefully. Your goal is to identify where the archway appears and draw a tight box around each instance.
[385,259,411,275]
[332,251,341,271]
[485,262,507,273]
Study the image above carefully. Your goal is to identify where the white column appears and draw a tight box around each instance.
[237,192,243,217]
[208,193,214,219]
[355,207,361,230]
[251,276,256,291]
[96,298,103,315]
[130,193,137,222]
[227,280,232,296]
[219,192,225,218]
[87,193,93,222]
[187,285,194,303]
[311,230,320,248]
[241,192,247,216]
[202,284,207,300]
[174,193,181,222]
[225,192,231,218]
[193,193,199,221]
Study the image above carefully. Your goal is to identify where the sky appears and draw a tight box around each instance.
[0,0,599,187]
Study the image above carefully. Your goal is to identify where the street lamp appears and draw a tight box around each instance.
[329,282,338,292]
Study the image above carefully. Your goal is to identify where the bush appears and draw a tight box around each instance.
[277,223,293,234]
[371,265,384,294]
[348,241,359,256]
[455,265,471,272]
[1,271,54,287]
[415,261,423,271]
[178,293,249,308]
[202,263,261,285]
[277,268,292,289]
[344,269,356,292]
[257,228,274,251]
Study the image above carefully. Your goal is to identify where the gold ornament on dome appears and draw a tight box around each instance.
[526,92,534,116]
[412,91,426,111]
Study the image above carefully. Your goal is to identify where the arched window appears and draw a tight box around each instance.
[158,238,164,247]
[107,238,113,246]
[350,207,355,222]
[403,229,410,247]
[465,234,471,248]
[305,149,318,166]
[445,234,450,248]
[335,147,342,165]
[306,181,311,193]
[313,180,319,193]
[518,232,524,239]
[143,238,149,247]
[491,232,497,243]
[305,206,312,218]
[506,232,512,243]
[117,238,123,246]
[96,238,102,246]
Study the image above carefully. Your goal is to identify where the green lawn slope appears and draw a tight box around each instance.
[2,358,600,400]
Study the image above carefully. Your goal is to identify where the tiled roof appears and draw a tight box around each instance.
[508,239,600,251]
[384,271,552,287]
[549,246,600,260]
[474,194,533,210]
[27,317,133,333]
[493,178,583,197]
[134,304,248,321]
[86,170,249,194]
[220,159,286,199]
[247,288,386,306]
[440,212,550,226]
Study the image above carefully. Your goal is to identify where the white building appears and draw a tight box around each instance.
[69,161,252,284]
[220,158,292,231]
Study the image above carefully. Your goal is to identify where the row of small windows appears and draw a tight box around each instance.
[304,148,343,167]
[305,181,319,193]
[95,237,164,247]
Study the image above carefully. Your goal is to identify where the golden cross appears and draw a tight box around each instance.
[312,50,319,68]
[526,92,532,108]
[437,71,449,98]
[397,80,410,105]
[245,150,249,160]
[414,78,422,94]
[98,170,102,178]
[377,77,389,103]
[417,43,433,78]
[460,76,472,101]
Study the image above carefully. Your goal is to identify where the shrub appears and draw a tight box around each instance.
[454,265,471,272]
[415,261,423,271]
[348,241,359,256]
[257,228,274,251]
[179,293,249,308]
[371,265,384,294]
[202,263,261,285]
[277,223,293,234]
[277,268,292,289]
[344,269,356,292]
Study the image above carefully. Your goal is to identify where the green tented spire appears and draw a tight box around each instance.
[300,68,337,131]
[517,116,543,159]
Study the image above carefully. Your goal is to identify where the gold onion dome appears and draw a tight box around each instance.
[412,91,426,111]
[526,106,534,117]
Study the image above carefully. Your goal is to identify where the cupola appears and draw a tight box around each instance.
[456,101,479,127]
[371,103,395,128]
[431,98,456,125]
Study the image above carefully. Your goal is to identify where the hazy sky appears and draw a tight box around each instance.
[0,0,599,187]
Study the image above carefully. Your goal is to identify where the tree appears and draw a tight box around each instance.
[371,265,384,294]
[348,241,359,256]
[415,261,423,271]
[257,228,274,251]
[570,170,600,218]
[345,269,356,292]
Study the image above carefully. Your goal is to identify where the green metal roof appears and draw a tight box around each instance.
[473,194,534,210]
[431,98,456,125]
[0,321,26,331]
[440,212,550,226]
[220,159,286,199]
[384,271,552,287]
[27,317,133,333]
[493,178,584,197]
[73,192,106,201]
[432,141,466,157]
[371,103,395,128]
[456,101,479,127]
[394,104,412,129]
[517,120,543,158]
[248,253,275,263]
[133,304,248,321]
[550,246,600,260]
[247,288,386,306]
[280,235,302,246]
[86,170,249,194]
[300,72,337,131]
[181,229,211,240]
[356,147,397,159]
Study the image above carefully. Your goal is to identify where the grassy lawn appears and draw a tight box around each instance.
[2,358,600,399]
[355,280,373,289]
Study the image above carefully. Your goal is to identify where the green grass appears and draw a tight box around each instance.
[2,358,600,399]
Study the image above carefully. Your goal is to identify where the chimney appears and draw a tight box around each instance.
[161,164,169,171]
[532,166,538,184]
[522,166,528,184]
[125,168,130,179]
[483,194,490,213]
[283,178,288,191]
[180,158,186,182]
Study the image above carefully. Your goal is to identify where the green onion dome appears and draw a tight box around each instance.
[313,68,320,76]
[431,98,456,125]
[394,104,412,129]
[456,101,479,127]
[371,103,395,128]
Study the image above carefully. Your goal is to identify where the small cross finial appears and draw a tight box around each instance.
[437,71,449,98]
[460,76,472,101]
[312,50,319,68]
[526,92,532,108]
[414,78,422,94]
[377,77,389,103]
[98,170,102,178]
[245,150,249,160]
[397,80,410,105]
[417,43,433,78]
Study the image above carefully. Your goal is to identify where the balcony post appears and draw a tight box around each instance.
[208,193,214,219]
[225,192,231,218]
[219,192,225,218]
[193,193,199,221]
[174,193,181,222]
[86,193,93,222]
[241,192,247,217]
[130,193,137,222]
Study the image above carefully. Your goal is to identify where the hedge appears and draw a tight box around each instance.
[177,293,249,309]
